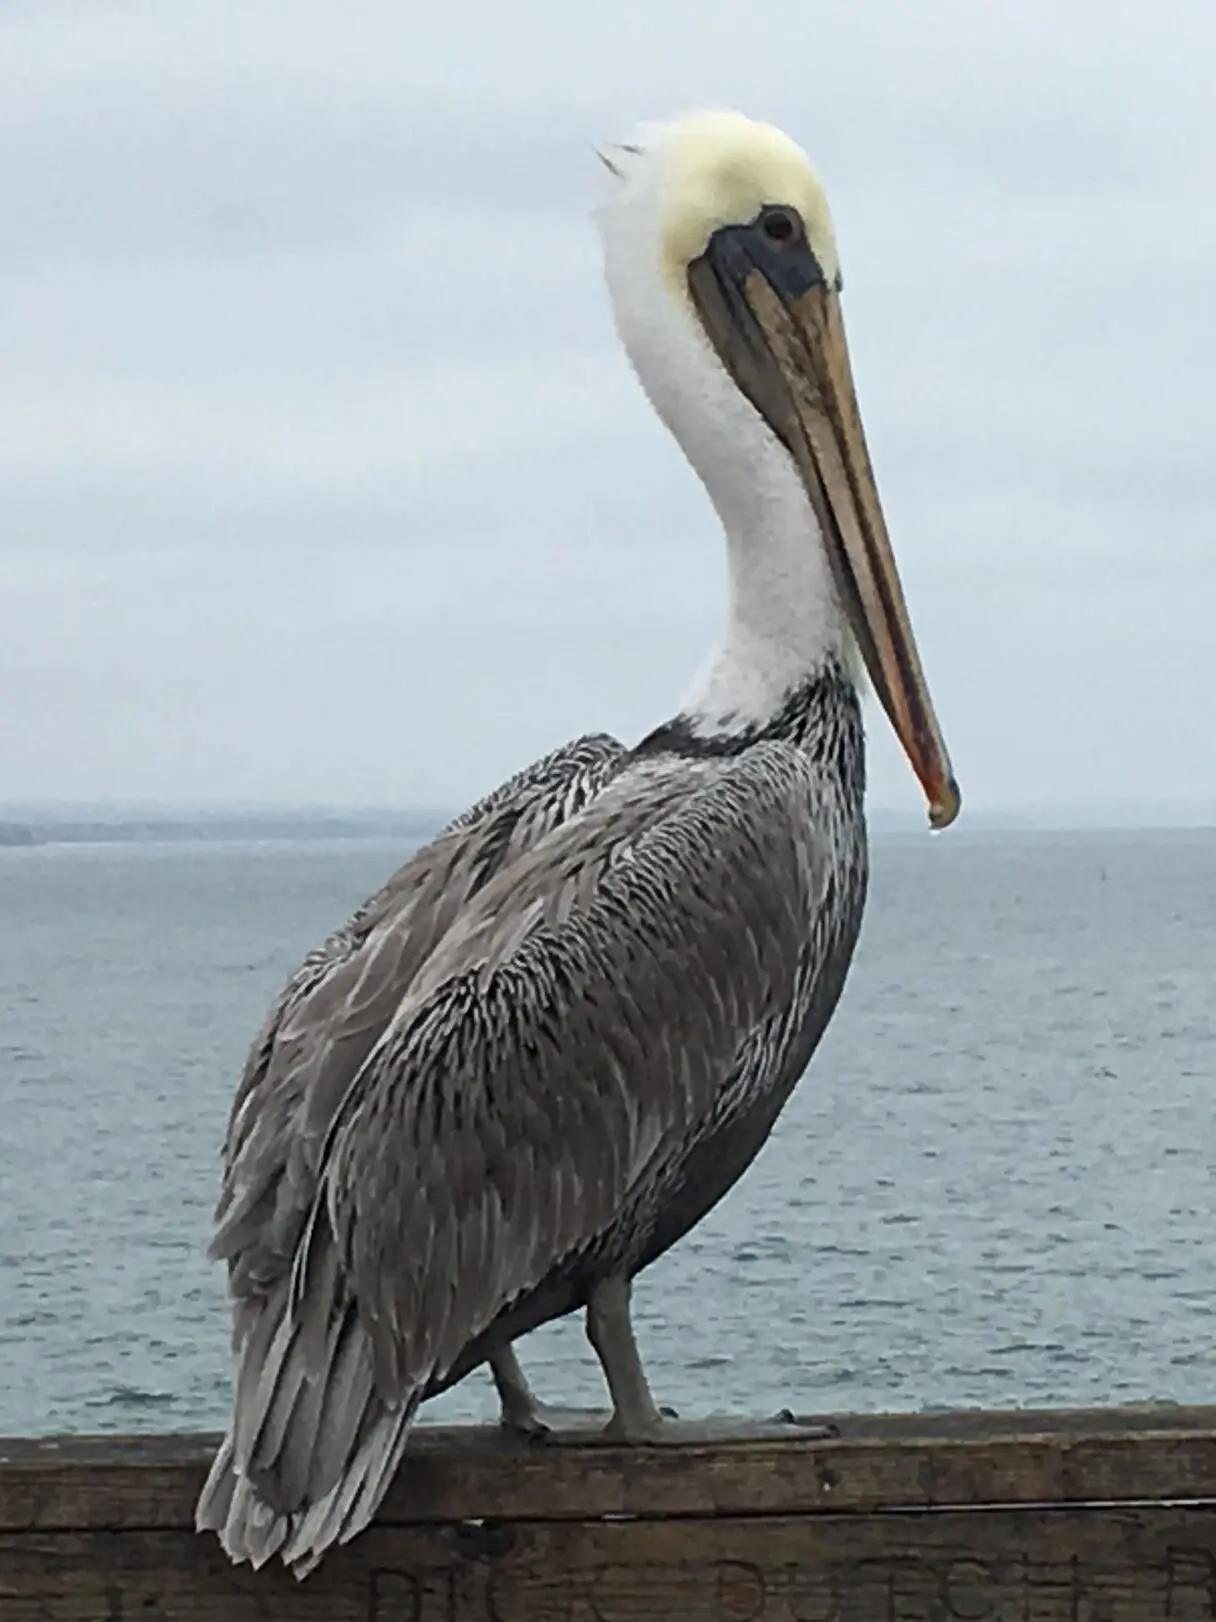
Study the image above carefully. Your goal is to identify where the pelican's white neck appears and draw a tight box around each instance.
[680,440,852,736]
[596,130,856,740]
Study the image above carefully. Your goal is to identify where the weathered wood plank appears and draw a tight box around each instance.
[3,1509,1216,1621]
[2,1408,1215,1533]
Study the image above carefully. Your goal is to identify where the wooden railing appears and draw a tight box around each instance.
[2,1406,1214,1618]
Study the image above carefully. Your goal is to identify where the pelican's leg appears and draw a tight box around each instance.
[585,1273,838,1445]
[585,1274,667,1438]
[489,1344,613,1438]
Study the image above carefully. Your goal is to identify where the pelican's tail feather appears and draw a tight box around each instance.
[196,1274,418,1579]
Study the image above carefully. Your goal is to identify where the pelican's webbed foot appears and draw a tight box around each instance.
[604,1411,838,1444]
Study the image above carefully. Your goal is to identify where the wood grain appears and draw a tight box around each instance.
[2,1510,1216,1620]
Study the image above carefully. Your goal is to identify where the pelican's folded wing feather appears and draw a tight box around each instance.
[316,743,827,1397]
[209,732,628,1302]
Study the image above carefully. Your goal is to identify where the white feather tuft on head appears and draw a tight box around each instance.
[597,110,838,304]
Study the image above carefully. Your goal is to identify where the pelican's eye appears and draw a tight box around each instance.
[759,206,801,245]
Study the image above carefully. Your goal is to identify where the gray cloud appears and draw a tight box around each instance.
[1,0,1214,813]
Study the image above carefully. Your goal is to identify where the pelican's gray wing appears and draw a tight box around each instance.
[220,741,825,1570]
[208,731,627,1302]
[199,734,629,1558]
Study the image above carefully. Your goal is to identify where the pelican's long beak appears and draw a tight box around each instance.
[688,218,961,830]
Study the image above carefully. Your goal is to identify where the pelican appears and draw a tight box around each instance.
[197,107,959,1578]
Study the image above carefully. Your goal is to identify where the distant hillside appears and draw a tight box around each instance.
[0,822,38,847]
[0,809,450,848]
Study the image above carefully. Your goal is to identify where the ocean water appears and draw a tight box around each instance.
[0,827,1212,1437]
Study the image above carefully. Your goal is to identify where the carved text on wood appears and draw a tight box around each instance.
[368,1544,1216,1621]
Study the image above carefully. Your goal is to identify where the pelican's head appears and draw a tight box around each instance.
[596,109,959,830]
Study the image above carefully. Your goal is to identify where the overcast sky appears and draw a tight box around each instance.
[2,0,1214,816]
